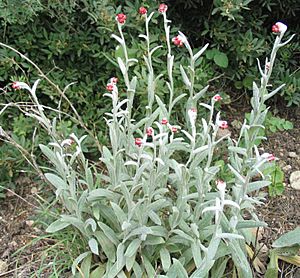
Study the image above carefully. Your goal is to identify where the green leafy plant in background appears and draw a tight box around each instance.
[264,164,285,197]
[1,3,295,276]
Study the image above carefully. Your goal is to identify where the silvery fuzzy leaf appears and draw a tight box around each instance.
[228,164,246,183]
[172,229,194,242]
[71,251,91,275]
[127,58,138,67]
[223,200,240,209]
[140,153,153,161]
[116,99,129,111]
[180,65,191,89]
[129,77,138,94]
[199,103,212,111]
[227,240,252,278]
[124,160,139,167]
[181,130,194,144]
[148,210,162,225]
[160,247,171,272]
[116,243,125,270]
[172,259,189,278]
[125,226,153,241]
[167,54,174,78]
[142,254,156,278]
[146,11,155,24]
[150,45,163,56]
[264,83,285,101]
[192,239,202,268]
[110,202,127,227]
[88,188,117,202]
[193,43,209,62]
[111,34,124,45]
[193,145,208,154]
[246,180,270,193]
[84,218,97,233]
[228,146,247,157]
[218,233,244,240]
[138,34,148,40]
[125,254,136,272]
[155,158,165,166]
[117,57,126,75]
[155,95,168,116]
[171,93,187,109]
[97,222,119,246]
[236,220,267,229]
[95,231,116,263]
[252,81,260,111]
[88,238,99,255]
[193,85,209,103]
[46,218,70,233]
[45,173,68,190]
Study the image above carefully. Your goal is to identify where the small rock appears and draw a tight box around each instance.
[0,260,8,273]
[26,220,34,227]
[290,171,300,190]
[31,187,38,194]
[288,152,297,158]
[282,165,292,172]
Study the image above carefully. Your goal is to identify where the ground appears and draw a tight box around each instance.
[0,103,299,277]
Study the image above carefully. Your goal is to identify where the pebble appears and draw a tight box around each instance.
[0,260,8,273]
[282,165,292,172]
[288,152,297,158]
[290,171,300,190]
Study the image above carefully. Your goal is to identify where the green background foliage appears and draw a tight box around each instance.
[0,0,299,193]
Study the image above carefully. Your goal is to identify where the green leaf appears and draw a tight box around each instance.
[44,173,67,190]
[160,247,171,272]
[94,231,116,262]
[88,238,99,255]
[90,264,106,278]
[124,239,141,257]
[46,219,70,233]
[272,227,300,248]
[213,52,228,68]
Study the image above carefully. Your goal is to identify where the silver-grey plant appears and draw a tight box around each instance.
[1,7,294,278]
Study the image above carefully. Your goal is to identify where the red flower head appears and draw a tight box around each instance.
[218,120,228,129]
[12,82,21,90]
[139,7,147,15]
[213,94,222,102]
[171,126,178,133]
[116,13,127,24]
[158,3,168,13]
[146,127,154,136]
[135,138,143,147]
[110,77,118,84]
[172,35,184,47]
[161,118,168,125]
[261,153,276,162]
[106,83,114,91]
[272,22,287,34]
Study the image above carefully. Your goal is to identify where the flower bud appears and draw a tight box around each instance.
[272,22,287,35]
[171,126,178,133]
[216,180,226,192]
[172,35,184,47]
[188,108,197,124]
[261,153,276,162]
[12,81,21,90]
[158,3,168,13]
[110,77,118,84]
[106,83,114,91]
[161,118,168,125]
[135,138,143,147]
[217,120,228,129]
[139,7,147,15]
[146,127,154,136]
[116,13,127,24]
[213,94,222,102]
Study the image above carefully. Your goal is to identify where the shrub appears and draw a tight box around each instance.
[1,3,294,276]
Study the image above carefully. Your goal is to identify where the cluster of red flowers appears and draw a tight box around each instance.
[106,77,118,92]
